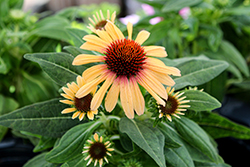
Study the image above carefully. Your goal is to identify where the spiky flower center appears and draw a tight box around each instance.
[95,20,107,30]
[104,39,146,78]
[74,94,92,112]
[89,142,107,160]
[160,96,178,114]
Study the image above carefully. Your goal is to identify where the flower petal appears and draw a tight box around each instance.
[105,77,120,112]
[150,70,175,86]
[76,73,107,98]
[72,111,81,119]
[95,30,113,43]
[83,34,110,46]
[82,64,107,82]
[105,21,124,41]
[146,57,181,76]
[62,87,74,97]
[60,93,74,100]
[59,100,74,105]
[135,30,150,45]
[61,108,76,114]
[120,77,134,119]
[80,42,104,53]
[130,77,145,116]
[72,54,105,65]
[77,75,86,88]
[87,111,94,120]
[144,46,167,57]
[127,22,133,40]
[91,73,116,111]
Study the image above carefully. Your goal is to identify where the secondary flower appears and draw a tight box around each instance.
[88,10,116,32]
[158,87,190,121]
[83,133,114,167]
[60,76,98,120]
[73,21,181,119]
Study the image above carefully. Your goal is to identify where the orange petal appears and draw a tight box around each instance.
[76,73,108,98]
[59,100,74,105]
[135,30,150,45]
[120,77,134,119]
[91,73,116,111]
[72,54,105,65]
[150,70,175,86]
[80,42,104,53]
[127,22,133,40]
[82,64,107,82]
[61,108,76,114]
[62,87,74,97]
[105,77,120,112]
[144,46,168,57]
[95,30,113,43]
[130,77,144,116]
[83,35,110,46]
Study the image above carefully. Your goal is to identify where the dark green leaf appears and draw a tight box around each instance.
[24,52,86,86]
[46,121,102,163]
[189,111,250,139]
[158,122,194,167]
[162,0,202,12]
[34,136,57,152]
[119,118,166,167]
[220,40,249,77]
[0,98,80,138]
[194,161,231,167]
[60,154,87,167]
[23,152,55,167]
[182,90,221,111]
[174,117,220,162]
[66,28,88,47]
[174,59,229,90]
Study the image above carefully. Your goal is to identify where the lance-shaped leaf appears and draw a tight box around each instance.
[66,28,88,48]
[194,161,231,167]
[46,121,102,163]
[24,52,85,86]
[119,118,166,167]
[158,122,194,167]
[0,98,80,138]
[190,111,250,139]
[174,59,229,90]
[162,0,202,12]
[23,152,55,167]
[182,90,221,111]
[61,154,87,167]
[174,117,220,162]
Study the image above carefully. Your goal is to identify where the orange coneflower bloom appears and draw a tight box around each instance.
[60,76,98,120]
[72,21,181,119]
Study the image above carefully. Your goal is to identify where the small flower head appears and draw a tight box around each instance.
[60,76,98,121]
[158,87,190,121]
[83,133,114,167]
[88,10,116,32]
[150,87,190,122]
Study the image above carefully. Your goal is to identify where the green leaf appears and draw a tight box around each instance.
[182,90,221,111]
[119,118,166,167]
[220,40,249,77]
[0,98,80,138]
[189,111,250,139]
[226,6,250,15]
[24,52,86,86]
[60,154,87,167]
[46,121,102,163]
[158,122,194,167]
[66,28,88,47]
[34,136,57,152]
[174,59,229,90]
[23,152,55,167]
[194,161,231,167]
[233,79,250,90]
[28,16,71,42]
[63,46,96,57]
[162,0,202,12]
[174,117,219,162]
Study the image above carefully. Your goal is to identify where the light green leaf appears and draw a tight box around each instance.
[174,59,229,90]
[189,111,250,139]
[220,40,249,77]
[24,52,85,86]
[46,121,102,163]
[162,0,202,12]
[63,46,96,57]
[28,16,71,42]
[182,90,221,111]
[158,122,194,167]
[119,118,166,167]
[174,117,220,162]
[226,6,250,15]
[0,98,80,138]
[66,28,87,47]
